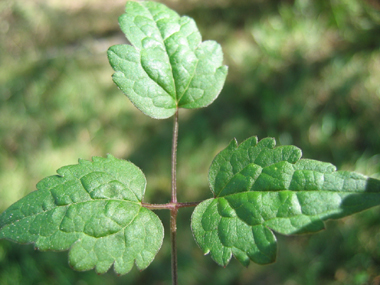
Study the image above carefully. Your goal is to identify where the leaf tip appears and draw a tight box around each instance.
[230,137,239,148]
[78,157,87,164]
[106,153,117,160]
[203,249,210,256]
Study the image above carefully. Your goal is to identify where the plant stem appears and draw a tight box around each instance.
[170,207,178,285]
[141,201,200,210]
[141,109,200,284]
[171,108,179,204]
[171,108,179,285]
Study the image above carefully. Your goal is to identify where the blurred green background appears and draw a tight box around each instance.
[1,0,380,284]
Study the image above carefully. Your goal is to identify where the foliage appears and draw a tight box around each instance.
[108,1,227,119]
[192,136,380,266]
[0,155,163,275]
[1,0,380,284]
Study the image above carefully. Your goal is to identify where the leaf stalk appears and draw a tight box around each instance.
[141,202,200,210]
[140,109,200,284]
[171,108,179,285]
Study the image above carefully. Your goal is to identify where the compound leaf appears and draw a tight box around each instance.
[191,136,380,267]
[0,155,164,275]
[108,1,228,119]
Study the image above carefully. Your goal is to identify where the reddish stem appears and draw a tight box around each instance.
[171,108,179,285]
[141,201,200,210]
[171,109,179,204]
[141,109,201,285]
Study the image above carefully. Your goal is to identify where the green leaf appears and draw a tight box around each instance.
[107,1,228,119]
[0,155,164,275]
[191,136,380,267]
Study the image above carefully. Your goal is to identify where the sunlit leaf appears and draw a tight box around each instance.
[191,137,380,267]
[108,1,228,119]
[0,155,164,275]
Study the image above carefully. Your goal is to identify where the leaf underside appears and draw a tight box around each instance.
[191,136,380,267]
[0,155,164,275]
[107,1,228,119]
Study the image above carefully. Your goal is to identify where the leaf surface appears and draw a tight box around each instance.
[108,1,228,119]
[0,155,164,275]
[191,137,380,267]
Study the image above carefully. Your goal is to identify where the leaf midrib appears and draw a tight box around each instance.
[138,3,177,101]
[1,198,143,238]
[211,190,379,227]
[214,160,371,199]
